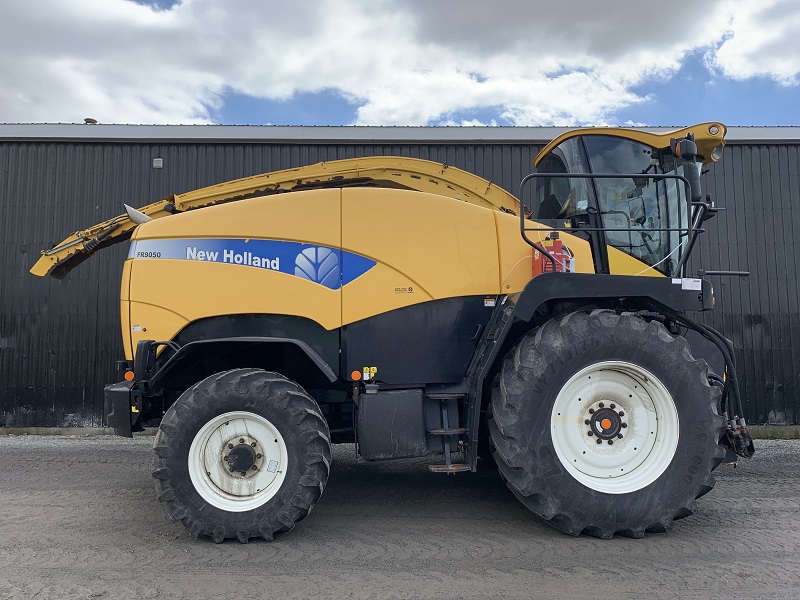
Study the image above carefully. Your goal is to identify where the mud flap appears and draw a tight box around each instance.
[104,381,134,438]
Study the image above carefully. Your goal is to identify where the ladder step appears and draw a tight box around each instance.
[426,393,466,401]
[429,463,471,474]
[428,427,468,435]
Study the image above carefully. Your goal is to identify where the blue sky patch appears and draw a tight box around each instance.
[216,89,362,126]
[611,52,800,126]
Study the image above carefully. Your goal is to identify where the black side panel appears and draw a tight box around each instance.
[344,296,494,385]
[512,272,713,323]
[175,314,339,377]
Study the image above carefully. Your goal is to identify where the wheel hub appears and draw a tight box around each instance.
[587,404,625,441]
[226,445,254,472]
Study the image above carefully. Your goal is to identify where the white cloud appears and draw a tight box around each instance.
[0,0,797,126]
[707,0,800,85]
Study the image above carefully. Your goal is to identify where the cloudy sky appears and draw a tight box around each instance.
[1,0,798,127]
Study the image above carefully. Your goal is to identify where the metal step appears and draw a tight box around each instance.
[427,394,469,473]
[426,393,466,401]
[428,427,468,435]
[429,463,470,474]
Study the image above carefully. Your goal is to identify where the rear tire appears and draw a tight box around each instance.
[152,368,331,543]
[488,310,726,539]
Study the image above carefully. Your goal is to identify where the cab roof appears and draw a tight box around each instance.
[534,122,727,168]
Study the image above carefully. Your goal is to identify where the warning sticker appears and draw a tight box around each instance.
[681,278,702,291]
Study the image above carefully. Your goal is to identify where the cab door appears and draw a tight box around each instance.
[532,136,608,274]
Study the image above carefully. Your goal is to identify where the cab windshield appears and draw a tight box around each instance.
[534,135,692,277]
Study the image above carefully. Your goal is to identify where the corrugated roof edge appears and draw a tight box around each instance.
[0,123,798,144]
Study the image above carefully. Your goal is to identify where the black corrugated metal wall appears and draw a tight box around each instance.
[1,139,797,426]
[694,143,800,425]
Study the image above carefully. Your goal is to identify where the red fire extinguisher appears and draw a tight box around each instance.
[532,232,574,276]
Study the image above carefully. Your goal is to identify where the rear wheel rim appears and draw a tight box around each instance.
[188,411,288,512]
[550,361,679,494]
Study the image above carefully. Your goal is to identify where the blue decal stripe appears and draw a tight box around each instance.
[129,238,375,290]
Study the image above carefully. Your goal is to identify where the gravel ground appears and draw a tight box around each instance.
[0,435,798,600]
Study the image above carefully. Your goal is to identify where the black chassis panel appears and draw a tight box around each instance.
[511,272,713,323]
[175,314,339,374]
[344,296,495,385]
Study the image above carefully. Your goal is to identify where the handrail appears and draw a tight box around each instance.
[519,172,694,277]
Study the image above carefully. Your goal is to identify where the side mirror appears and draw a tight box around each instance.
[671,135,702,203]
[670,137,698,161]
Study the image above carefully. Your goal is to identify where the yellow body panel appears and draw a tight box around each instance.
[607,246,663,277]
[124,189,343,353]
[128,301,190,357]
[127,262,341,349]
[494,213,595,294]
[136,188,342,248]
[341,188,500,323]
[120,260,133,359]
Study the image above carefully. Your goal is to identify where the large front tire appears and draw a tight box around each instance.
[489,311,726,539]
[152,369,331,543]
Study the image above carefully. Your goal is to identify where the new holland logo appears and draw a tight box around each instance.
[294,247,339,288]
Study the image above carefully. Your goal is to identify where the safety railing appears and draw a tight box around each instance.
[518,172,698,278]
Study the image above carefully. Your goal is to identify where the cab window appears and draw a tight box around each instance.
[534,137,592,220]
[583,135,687,276]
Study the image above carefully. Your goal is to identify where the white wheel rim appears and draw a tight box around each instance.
[550,361,679,494]
[188,411,288,512]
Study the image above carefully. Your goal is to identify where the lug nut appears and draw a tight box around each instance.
[252,465,258,470]
[617,434,624,439]
[608,440,614,445]
[587,431,593,436]
[589,408,595,414]
[228,443,234,449]
[584,419,591,425]
[618,411,625,417]
[256,453,262,459]
[599,403,605,408]
[251,442,257,447]
[239,438,245,444]
[596,438,603,444]
[610,404,616,409]
[622,423,628,428]
[240,471,247,476]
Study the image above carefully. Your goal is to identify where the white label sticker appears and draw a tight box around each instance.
[484,298,496,307]
[681,278,702,291]
[267,460,278,473]
[672,278,682,285]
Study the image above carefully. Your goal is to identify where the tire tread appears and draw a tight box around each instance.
[489,310,727,539]
[152,368,331,543]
